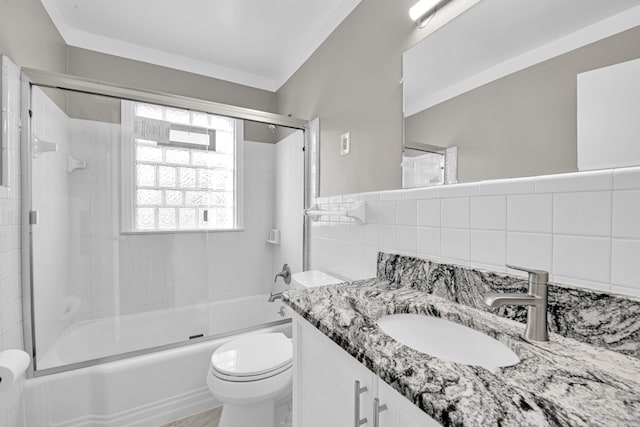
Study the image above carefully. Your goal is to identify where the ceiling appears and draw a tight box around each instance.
[41,0,362,91]
[404,0,640,116]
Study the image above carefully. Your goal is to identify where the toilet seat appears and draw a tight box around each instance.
[210,333,292,383]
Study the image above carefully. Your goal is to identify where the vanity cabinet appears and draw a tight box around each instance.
[292,313,440,427]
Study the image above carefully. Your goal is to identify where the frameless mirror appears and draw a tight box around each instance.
[403,0,640,184]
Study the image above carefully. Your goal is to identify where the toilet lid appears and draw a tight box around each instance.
[211,333,292,378]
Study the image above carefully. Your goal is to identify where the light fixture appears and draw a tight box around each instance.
[409,0,451,28]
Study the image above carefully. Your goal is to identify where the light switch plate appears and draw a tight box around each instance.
[340,132,351,156]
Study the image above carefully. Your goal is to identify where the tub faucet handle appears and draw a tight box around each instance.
[275,264,291,285]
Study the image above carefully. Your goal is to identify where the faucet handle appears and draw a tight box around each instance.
[275,263,292,285]
[506,264,549,285]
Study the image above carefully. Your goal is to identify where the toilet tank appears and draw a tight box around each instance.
[291,271,344,290]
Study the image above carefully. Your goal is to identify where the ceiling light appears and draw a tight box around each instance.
[409,0,450,27]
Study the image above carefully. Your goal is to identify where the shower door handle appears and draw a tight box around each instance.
[29,210,39,225]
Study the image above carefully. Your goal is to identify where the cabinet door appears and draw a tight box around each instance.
[377,380,442,427]
[293,315,375,427]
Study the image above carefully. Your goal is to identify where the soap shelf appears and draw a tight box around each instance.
[267,228,281,245]
[32,136,58,158]
[67,155,87,173]
[304,201,366,225]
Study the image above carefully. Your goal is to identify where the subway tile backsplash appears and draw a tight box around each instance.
[309,166,640,297]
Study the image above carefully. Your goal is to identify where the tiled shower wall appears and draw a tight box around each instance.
[310,167,640,298]
[0,56,24,427]
[66,135,277,318]
[272,130,304,282]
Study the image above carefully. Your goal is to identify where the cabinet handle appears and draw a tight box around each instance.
[372,398,388,427]
[354,380,368,426]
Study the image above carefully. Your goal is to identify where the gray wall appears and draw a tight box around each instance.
[276,0,423,196]
[65,48,278,142]
[0,0,66,73]
[405,25,640,183]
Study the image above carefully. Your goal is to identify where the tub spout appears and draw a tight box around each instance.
[268,292,284,302]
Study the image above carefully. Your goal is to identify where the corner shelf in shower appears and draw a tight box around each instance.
[67,155,87,173]
[32,136,58,158]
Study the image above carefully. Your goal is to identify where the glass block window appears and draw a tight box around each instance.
[123,101,241,231]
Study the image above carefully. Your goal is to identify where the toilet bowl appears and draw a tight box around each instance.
[207,271,342,427]
[206,332,293,427]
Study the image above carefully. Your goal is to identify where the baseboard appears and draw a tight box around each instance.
[52,388,219,427]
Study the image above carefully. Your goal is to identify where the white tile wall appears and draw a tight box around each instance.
[471,196,505,230]
[116,140,277,312]
[553,191,611,236]
[273,130,304,282]
[441,198,469,228]
[310,166,640,297]
[470,230,506,267]
[417,199,440,227]
[0,56,24,427]
[507,194,552,233]
[611,239,640,293]
[441,228,470,262]
[612,190,640,238]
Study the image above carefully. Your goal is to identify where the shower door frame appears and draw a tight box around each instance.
[20,68,312,377]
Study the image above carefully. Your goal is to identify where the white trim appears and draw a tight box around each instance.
[48,387,217,427]
[120,101,135,233]
[40,0,362,92]
[235,121,245,230]
[405,4,640,117]
[68,27,276,91]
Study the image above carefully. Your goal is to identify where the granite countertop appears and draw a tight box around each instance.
[283,278,640,427]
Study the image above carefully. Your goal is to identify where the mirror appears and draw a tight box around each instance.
[403,0,640,185]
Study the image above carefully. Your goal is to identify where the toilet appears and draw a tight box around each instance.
[206,270,342,427]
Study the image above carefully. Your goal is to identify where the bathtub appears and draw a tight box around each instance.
[24,294,291,427]
[37,293,287,370]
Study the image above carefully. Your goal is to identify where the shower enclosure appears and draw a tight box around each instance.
[20,69,309,376]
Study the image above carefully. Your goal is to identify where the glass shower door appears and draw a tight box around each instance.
[28,87,216,372]
[25,77,306,375]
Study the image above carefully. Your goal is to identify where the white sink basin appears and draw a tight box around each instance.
[376,314,520,368]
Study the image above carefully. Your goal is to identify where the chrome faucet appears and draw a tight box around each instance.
[275,264,291,285]
[268,291,284,302]
[484,265,549,342]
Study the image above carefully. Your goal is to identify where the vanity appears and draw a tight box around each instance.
[283,254,640,426]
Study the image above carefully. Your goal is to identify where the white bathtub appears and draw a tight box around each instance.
[38,294,286,370]
[25,295,291,427]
